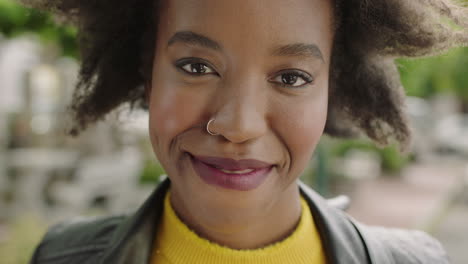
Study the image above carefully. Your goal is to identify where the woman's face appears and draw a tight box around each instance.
[149,0,333,224]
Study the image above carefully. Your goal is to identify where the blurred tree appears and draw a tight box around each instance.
[0,0,78,57]
[398,47,468,112]
[329,139,410,174]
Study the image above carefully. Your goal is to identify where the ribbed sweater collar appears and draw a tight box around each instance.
[151,190,325,264]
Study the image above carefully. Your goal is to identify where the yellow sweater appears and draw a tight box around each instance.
[151,191,326,264]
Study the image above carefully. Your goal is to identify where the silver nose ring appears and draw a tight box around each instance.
[206,118,219,136]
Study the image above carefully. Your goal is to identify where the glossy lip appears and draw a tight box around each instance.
[188,153,274,191]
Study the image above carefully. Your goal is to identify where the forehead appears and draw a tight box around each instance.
[158,0,334,57]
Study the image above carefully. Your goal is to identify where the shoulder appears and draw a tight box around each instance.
[356,223,450,264]
[298,181,450,264]
[30,215,126,264]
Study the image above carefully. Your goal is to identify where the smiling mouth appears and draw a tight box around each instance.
[189,153,273,170]
[215,167,255,174]
[187,152,274,191]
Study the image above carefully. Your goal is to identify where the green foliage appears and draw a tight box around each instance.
[0,0,78,57]
[379,145,409,173]
[329,138,410,174]
[304,137,411,195]
[139,160,166,184]
[398,47,468,103]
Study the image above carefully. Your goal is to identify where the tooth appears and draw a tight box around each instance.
[220,168,254,174]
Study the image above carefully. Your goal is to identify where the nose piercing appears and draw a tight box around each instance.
[206,118,219,136]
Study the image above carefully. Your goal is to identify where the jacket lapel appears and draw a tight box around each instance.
[298,181,371,264]
[100,179,170,264]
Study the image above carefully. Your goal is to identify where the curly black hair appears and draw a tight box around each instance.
[20,0,468,150]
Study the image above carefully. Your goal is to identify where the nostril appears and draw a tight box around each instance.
[210,99,268,143]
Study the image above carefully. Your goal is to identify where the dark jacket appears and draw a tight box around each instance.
[29,179,450,264]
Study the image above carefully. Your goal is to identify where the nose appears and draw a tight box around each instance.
[209,78,268,144]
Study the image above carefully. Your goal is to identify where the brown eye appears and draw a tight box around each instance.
[271,70,313,88]
[181,63,215,74]
[281,74,300,86]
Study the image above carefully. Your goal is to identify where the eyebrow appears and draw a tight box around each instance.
[272,43,324,62]
[167,31,222,51]
[167,30,324,62]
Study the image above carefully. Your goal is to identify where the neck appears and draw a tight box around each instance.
[170,183,302,250]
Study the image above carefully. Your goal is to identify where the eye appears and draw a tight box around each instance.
[182,63,214,74]
[175,58,217,75]
[271,70,313,88]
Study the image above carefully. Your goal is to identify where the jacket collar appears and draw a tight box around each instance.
[101,179,375,264]
[298,181,371,264]
[101,178,170,264]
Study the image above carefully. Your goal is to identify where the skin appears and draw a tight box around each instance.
[148,0,334,250]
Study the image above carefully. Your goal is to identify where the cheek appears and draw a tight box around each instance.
[294,102,327,155]
[148,80,205,157]
[275,87,328,173]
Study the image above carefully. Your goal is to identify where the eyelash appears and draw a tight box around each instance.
[175,58,219,76]
[272,70,314,88]
[174,58,314,88]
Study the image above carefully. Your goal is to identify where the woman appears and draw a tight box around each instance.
[26,0,467,263]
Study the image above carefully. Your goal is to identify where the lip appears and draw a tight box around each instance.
[191,155,273,170]
[188,153,274,191]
